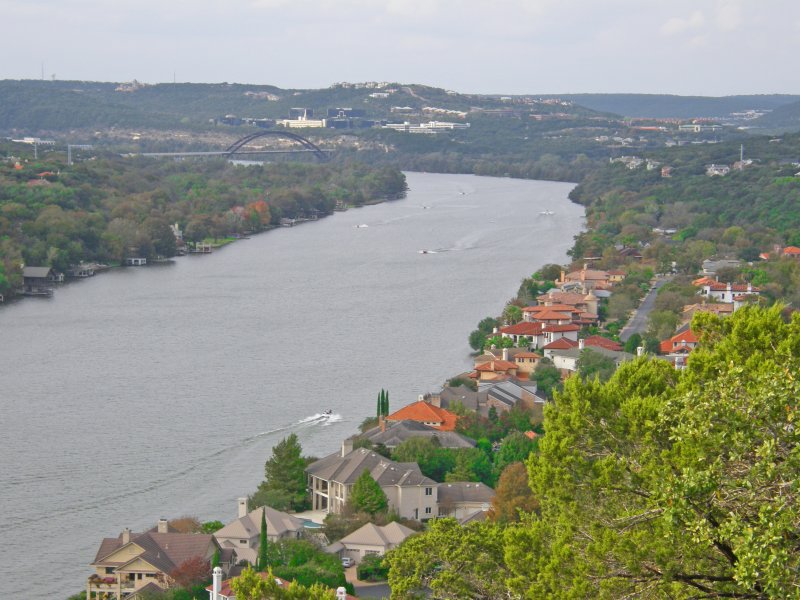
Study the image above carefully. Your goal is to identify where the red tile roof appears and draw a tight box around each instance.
[543,337,579,350]
[514,351,542,359]
[705,282,760,292]
[584,335,623,351]
[783,246,800,255]
[543,324,581,333]
[475,359,518,372]
[530,310,573,322]
[660,329,699,354]
[500,322,544,335]
[387,401,458,431]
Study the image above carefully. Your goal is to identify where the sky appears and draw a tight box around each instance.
[2,0,799,95]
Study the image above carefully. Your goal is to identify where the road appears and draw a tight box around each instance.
[619,275,674,342]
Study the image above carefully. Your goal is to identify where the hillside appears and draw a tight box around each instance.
[750,99,800,133]
[546,93,799,119]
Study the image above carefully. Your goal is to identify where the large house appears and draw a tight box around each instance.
[306,446,438,520]
[214,500,305,565]
[87,520,220,599]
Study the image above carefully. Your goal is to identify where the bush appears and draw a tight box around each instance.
[357,554,389,581]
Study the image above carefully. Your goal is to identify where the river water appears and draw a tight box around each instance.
[0,172,582,598]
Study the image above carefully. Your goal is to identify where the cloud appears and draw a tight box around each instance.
[714,1,743,31]
[661,10,705,35]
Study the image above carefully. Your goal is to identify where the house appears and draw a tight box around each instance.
[659,328,699,355]
[513,351,543,375]
[545,339,634,373]
[214,500,305,565]
[498,321,544,345]
[484,380,546,421]
[701,258,741,276]
[541,323,581,347]
[680,303,734,324]
[356,419,475,449]
[306,447,437,520]
[437,482,495,519]
[706,164,731,176]
[472,359,519,381]
[557,265,613,292]
[427,385,480,412]
[782,246,800,259]
[87,520,220,599]
[22,266,61,295]
[124,257,147,266]
[328,522,416,565]
[696,280,760,304]
[207,567,356,600]
[385,400,458,431]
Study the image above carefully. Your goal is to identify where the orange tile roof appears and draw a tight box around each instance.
[386,401,458,431]
[584,335,623,351]
[475,360,518,372]
[543,324,581,333]
[514,351,542,359]
[500,322,544,335]
[783,246,800,255]
[692,276,718,286]
[660,329,699,354]
[543,337,579,350]
[531,310,573,321]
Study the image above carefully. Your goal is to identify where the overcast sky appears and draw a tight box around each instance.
[2,0,798,95]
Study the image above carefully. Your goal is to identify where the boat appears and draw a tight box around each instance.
[354,224,369,228]
[539,210,555,216]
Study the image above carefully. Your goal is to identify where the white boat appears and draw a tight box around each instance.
[539,210,555,216]
[354,224,369,228]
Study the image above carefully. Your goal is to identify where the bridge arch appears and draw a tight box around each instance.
[225,130,330,161]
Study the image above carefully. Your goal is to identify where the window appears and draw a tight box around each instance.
[425,507,432,514]
[105,567,114,574]
[425,487,432,496]
[240,539,248,546]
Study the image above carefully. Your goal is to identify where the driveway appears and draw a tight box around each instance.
[619,275,673,342]
[346,564,391,599]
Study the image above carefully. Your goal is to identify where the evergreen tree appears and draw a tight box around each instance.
[257,508,268,571]
[350,469,388,514]
[211,548,220,569]
[257,433,309,511]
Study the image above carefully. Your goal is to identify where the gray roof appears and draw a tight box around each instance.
[22,266,53,278]
[437,386,480,411]
[93,530,215,574]
[306,448,435,487]
[360,420,475,449]
[214,506,304,541]
[485,380,545,409]
[339,521,416,547]
[437,482,495,505]
[459,509,490,525]
[549,346,634,363]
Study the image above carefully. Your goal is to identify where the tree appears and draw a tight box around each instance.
[488,462,538,523]
[230,566,338,600]
[169,555,210,589]
[468,329,487,352]
[392,437,455,482]
[530,357,561,399]
[257,508,268,570]
[376,389,389,418]
[576,348,617,382]
[504,305,800,599]
[622,332,642,354]
[386,518,511,599]
[256,434,309,511]
[492,432,537,476]
[503,304,522,325]
[350,469,388,515]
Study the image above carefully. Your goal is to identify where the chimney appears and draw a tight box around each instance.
[238,497,248,518]
[578,338,585,350]
[341,437,354,457]
[637,346,644,357]
[212,566,223,600]
[379,415,386,433]
[122,528,131,544]
[336,587,347,600]
[560,269,565,283]
[492,327,498,334]
[502,347,509,361]
[747,282,752,292]
[158,518,168,534]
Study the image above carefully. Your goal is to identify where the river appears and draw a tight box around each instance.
[0,172,583,598]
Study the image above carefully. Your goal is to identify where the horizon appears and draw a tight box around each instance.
[2,0,798,97]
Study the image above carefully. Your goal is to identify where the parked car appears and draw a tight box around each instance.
[341,557,354,568]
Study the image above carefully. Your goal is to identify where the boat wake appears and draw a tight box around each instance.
[296,412,343,426]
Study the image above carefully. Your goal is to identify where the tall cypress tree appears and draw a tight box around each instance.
[257,508,268,571]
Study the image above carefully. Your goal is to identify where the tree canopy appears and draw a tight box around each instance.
[349,469,388,515]
[251,433,309,512]
[388,306,800,599]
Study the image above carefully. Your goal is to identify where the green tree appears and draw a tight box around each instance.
[350,469,388,515]
[576,348,617,382]
[468,329,487,352]
[530,357,561,398]
[622,332,642,354]
[257,508,268,571]
[386,518,511,599]
[503,304,522,325]
[254,434,309,512]
[505,305,800,599]
[392,437,455,482]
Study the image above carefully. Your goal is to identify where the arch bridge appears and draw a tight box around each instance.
[225,130,330,161]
